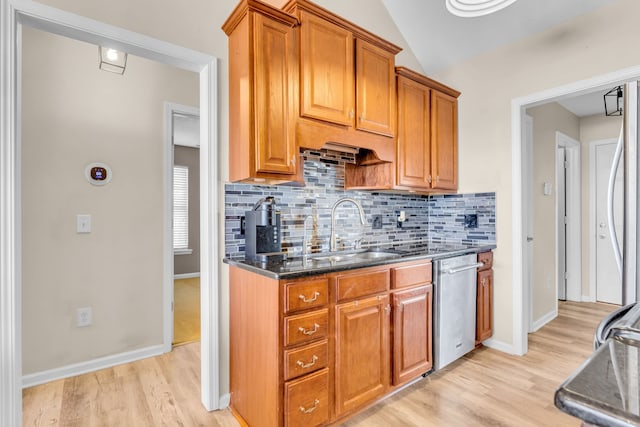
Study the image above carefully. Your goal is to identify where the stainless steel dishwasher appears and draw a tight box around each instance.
[433,253,483,370]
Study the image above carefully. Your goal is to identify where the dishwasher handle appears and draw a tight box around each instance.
[445,262,484,275]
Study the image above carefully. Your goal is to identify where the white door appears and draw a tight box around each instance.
[595,142,623,304]
[557,147,567,300]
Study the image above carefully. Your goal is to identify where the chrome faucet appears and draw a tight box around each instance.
[330,197,367,252]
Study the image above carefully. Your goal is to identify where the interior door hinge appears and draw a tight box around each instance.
[564,216,568,225]
[564,271,569,280]
[564,160,569,169]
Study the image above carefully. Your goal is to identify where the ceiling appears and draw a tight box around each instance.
[382,0,618,75]
[381,0,620,117]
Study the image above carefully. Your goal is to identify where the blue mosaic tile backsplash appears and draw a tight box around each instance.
[224,150,496,258]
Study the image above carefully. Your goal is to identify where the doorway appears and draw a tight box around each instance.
[591,139,623,305]
[170,106,201,346]
[0,3,220,424]
[556,132,581,303]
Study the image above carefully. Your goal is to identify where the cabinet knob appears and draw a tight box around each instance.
[427,175,432,184]
[384,304,391,315]
[349,110,355,119]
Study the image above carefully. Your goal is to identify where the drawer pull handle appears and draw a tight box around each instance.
[296,355,318,369]
[299,291,320,303]
[298,323,320,336]
[299,399,320,414]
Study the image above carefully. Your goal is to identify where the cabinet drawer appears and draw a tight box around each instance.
[478,251,493,270]
[391,261,432,289]
[335,268,389,302]
[284,339,328,381]
[284,309,329,347]
[284,278,328,314]
[285,368,329,427]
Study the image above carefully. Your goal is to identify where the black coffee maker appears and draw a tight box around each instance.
[245,196,285,263]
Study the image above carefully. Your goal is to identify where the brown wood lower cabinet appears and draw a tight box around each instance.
[392,284,433,385]
[476,251,494,345]
[229,259,434,426]
[335,294,390,417]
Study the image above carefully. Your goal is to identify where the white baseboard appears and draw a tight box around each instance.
[174,272,200,280]
[480,338,514,354]
[22,344,166,389]
[219,393,230,409]
[530,309,558,333]
[582,294,596,302]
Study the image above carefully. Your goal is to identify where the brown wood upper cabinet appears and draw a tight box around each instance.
[396,67,460,192]
[292,4,398,138]
[222,0,302,184]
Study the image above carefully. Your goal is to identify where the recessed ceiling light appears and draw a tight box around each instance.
[446,0,519,17]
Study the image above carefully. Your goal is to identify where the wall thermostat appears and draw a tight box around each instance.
[85,162,112,186]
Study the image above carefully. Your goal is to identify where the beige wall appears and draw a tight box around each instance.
[21,27,198,374]
[435,0,640,346]
[580,113,623,297]
[22,0,423,397]
[526,103,580,322]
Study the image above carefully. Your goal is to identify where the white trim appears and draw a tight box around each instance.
[1,0,22,424]
[480,338,515,354]
[530,308,558,333]
[174,248,194,255]
[589,138,618,303]
[513,64,640,357]
[166,102,200,148]
[0,1,221,424]
[523,114,534,333]
[219,393,231,409]
[556,131,581,303]
[22,344,165,389]
[511,103,526,356]
[199,61,220,411]
[175,272,200,280]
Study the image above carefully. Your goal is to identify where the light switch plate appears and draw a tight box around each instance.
[77,214,91,233]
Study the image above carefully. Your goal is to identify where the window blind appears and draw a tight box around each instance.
[173,165,189,249]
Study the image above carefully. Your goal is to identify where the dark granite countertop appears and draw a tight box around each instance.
[223,241,497,280]
[556,335,640,427]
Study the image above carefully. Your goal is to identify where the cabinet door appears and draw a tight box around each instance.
[335,294,390,416]
[299,10,354,126]
[396,75,431,189]
[254,13,297,175]
[392,285,432,385]
[356,39,396,137]
[476,269,493,344]
[431,90,458,190]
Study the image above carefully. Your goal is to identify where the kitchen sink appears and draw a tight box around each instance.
[308,250,401,264]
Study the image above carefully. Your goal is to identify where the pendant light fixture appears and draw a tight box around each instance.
[446,0,519,17]
[98,46,127,74]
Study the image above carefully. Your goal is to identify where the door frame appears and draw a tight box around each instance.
[522,114,534,332]
[589,138,619,303]
[0,1,220,425]
[512,66,640,356]
[165,102,200,348]
[555,131,581,303]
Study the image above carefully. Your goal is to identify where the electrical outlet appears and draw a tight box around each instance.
[76,307,92,327]
[372,215,383,229]
[240,216,246,236]
[464,214,478,229]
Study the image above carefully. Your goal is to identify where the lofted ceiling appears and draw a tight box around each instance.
[381,0,620,117]
[382,0,619,75]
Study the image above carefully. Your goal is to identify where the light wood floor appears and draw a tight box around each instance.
[173,277,201,346]
[23,301,615,426]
